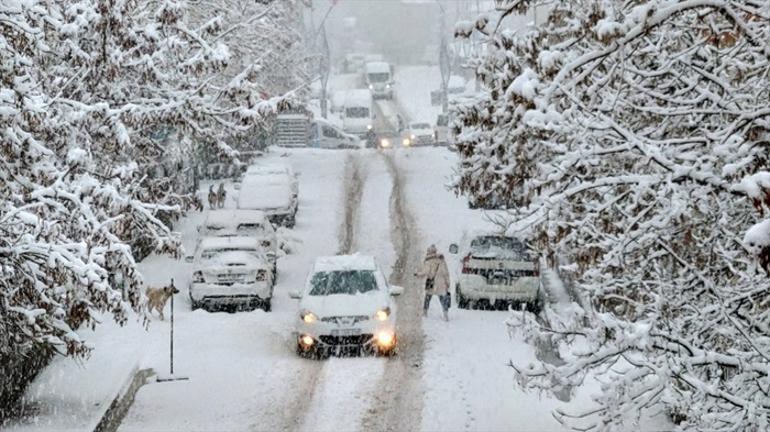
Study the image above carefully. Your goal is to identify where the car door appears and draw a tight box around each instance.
[321,125,338,149]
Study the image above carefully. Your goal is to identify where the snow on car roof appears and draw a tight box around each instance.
[199,236,261,250]
[313,255,378,272]
[365,61,390,73]
[246,163,292,175]
[204,209,269,226]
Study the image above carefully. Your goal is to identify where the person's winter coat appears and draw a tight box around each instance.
[416,248,450,296]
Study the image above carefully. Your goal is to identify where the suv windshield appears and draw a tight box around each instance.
[411,123,430,130]
[309,270,379,296]
[470,236,531,261]
[345,107,369,118]
[367,73,389,83]
[436,115,448,126]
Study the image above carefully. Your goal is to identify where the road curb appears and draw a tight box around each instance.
[93,367,154,432]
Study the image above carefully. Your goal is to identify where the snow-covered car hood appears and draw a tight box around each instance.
[299,291,391,318]
[238,182,293,210]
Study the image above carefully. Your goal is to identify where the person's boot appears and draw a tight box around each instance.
[442,310,449,321]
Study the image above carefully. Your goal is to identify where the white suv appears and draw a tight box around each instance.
[188,236,275,311]
[289,255,403,358]
[450,235,541,311]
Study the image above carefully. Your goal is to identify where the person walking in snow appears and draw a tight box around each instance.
[415,244,451,321]
[207,185,217,209]
[216,182,226,208]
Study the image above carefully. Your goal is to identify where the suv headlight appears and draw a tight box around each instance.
[368,84,374,90]
[386,84,391,89]
[374,307,391,321]
[301,310,317,324]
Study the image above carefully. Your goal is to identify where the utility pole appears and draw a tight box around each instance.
[438,1,451,114]
[319,25,330,118]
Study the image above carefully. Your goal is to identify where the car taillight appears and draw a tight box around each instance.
[193,271,204,283]
[461,255,473,274]
[256,270,267,281]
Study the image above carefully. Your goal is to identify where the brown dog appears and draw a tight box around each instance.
[146,279,180,320]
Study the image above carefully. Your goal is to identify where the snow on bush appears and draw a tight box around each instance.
[454,1,770,430]
[0,0,306,359]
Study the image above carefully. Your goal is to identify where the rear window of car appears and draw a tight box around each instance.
[237,223,264,234]
[309,270,379,296]
[201,247,257,260]
[470,236,532,261]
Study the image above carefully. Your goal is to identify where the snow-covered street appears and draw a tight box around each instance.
[6,146,671,432]
[8,1,766,430]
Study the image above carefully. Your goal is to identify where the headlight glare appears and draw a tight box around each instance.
[376,331,395,348]
[301,310,317,324]
[374,307,391,321]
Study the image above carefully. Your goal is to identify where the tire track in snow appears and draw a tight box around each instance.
[338,153,366,255]
[275,153,366,432]
[360,151,425,432]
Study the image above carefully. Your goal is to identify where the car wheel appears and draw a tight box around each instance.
[525,299,541,314]
[191,300,202,311]
[262,298,272,312]
[456,285,469,309]
[476,298,491,310]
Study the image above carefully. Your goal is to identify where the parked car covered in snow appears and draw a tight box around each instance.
[310,118,361,149]
[449,235,541,311]
[187,236,275,311]
[404,122,434,146]
[198,209,278,275]
[238,173,298,228]
[244,162,298,194]
[289,255,403,358]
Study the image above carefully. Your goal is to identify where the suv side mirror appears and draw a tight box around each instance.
[390,286,404,296]
[289,290,302,299]
[448,243,459,254]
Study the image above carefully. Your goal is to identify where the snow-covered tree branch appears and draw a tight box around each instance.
[455,0,770,430]
[1,0,306,358]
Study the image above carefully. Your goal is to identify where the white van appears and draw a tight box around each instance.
[365,61,394,100]
[342,90,374,137]
[310,118,361,149]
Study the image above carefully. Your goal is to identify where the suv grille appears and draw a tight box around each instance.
[318,334,373,346]
[320,315,370,325]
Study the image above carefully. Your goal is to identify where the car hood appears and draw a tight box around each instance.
[238,183,292,210]
[299,291,390,318]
